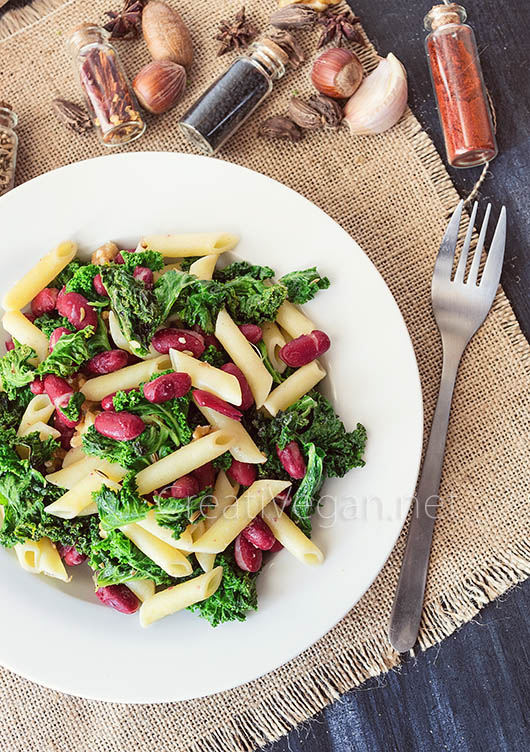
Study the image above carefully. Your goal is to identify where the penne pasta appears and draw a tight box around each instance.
[214,309,273,408]
[169,349,242,405]
[119,523,193,578]
[139,567,223,627]
[192,479,291,554]
[140,232,239,257]
[46,456,127,489]
[262,321,287,373]
[2,310,49,362]
[135,429,234,495]
[61,446,86,468]
[44,471,121,519]
[275,301,315,339]
[2,241,77,311]
[263,360,326,417]
[80,355,170,401]
[189,254,219,280]
[14,538,70,582]
[135,510,196,553]
[17,394,54,436]
[262,502,324,566]
[126,579,156,602]
[196,471,239,572]
[196,404,266,464]
[18,420,61,442]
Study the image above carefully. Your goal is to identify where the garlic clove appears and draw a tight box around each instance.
[133,60,186,115]
[311,48,363,99]
[343,53,408,135]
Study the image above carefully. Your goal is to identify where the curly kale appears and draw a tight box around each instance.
[89,529,174,587]
[279,267,330,304]
[224,276,288,325]
[213,451,233,472]
[290,443,324,536]
[200,344,226,368]
[155,270,228,333]
[33,313,71,338]
[52,258,84,289]
[94,471,150,532]
[87,314,111,356]
[65,263,109,305]
[188,550,258,626]
[0,391,32,432]
[36,327,94,378]
[112,388,192,449]
[215,261,275,282]
[82,423,169,471]
[154,488,214,540]
[0,342,36,399]
[120,249,164,273]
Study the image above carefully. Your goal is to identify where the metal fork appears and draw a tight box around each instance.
[388,200,507,653]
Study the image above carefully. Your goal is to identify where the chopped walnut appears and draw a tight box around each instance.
[68,373,87,391]
[91,241,119,265]
[192,425,212,441]
[102,310,110,321]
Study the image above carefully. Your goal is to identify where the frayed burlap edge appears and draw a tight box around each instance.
[0,0,71,39]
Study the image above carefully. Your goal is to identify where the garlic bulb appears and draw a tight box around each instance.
[343,53,408,135]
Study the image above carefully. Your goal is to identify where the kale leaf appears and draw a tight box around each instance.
[0,342,36,398]
[87,314,111,356]
[0,390,32,432]
[200,344,226,368]
[290,443,324,536]
[112,388,192,449]
[52,258,84,289]
[94,471,150,532]
[89,529,174,587]
[120,250,164,273]
[215,261,275,282]
[153,269,198,323]
[279,267,330,304]
[154,488,214,540]
[224,276,287,325]
[33,313,71,338]
[65,263,108,304]
[155,270,228,333]
[82,423,170,471]
[60,392,85,424]
[36,327,94,377]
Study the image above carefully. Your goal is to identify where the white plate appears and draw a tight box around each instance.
[0,153,422,702]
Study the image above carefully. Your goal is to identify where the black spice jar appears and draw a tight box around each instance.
[179,38,289,155]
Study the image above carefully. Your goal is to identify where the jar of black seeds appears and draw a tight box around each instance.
[179,38,289,155]
[0,103,18,197]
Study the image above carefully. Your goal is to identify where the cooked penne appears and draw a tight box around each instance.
[262,502,324,566]
[263,360,326,417]
[140,232,239,257]
[196,404,266,464]
[14,537,70,582]
[2,241,77,311]
[169,349,242,405]
[44,471,121,519]
[46,456,127,489]
[214,309,273,407]
[262,321,287,373]
[61,446,86,468]
[80,355,170,401]
[197,471,239,572]
[192,479,291,554]
[17,394,54,436]
[2,310,49,362]
[119,523,193,578]
[135,510,196,553]
[126,579,156,602]
[189,254,219,280]
[18,420,61,442]
[135,429,234,495]
[139,567,223,627]
[275,301,315,338]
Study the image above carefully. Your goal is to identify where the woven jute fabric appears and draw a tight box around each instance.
[0,1,529,750]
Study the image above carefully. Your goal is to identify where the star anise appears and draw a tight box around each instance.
[216,6,258,56]
[104,0,146,40]
[317,8,366,49]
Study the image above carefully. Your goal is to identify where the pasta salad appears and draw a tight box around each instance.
[0,233,366,627]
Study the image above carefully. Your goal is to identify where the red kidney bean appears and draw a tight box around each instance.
[5,339,14,351]
[151,328,205,357]
[239,324,263,344]
[31,287,58,317]
[49,326,73,351]
[170,474,200,499]
[241,516,275,551]
[94,411,145,441]
[274,488,292,509]
[29,378,45,395]
[220,363,253,411]
[192,325,220,350]
[278,330,331,368]
[133,266,154,289]
[192,389,242,421]
[95,584,139,614]
[234,534,262,573]
[53,411,75,448]
[25,312,36,323]
[269,539,284,552]
[192,461,215,491]
[276,441,307,480]
[143,372,191,403]
[93,273,108,296]
[115,252,125,264]
[44,374,74,410]
[56,291,98,331]
[100,387,135,411]
[227,459,257,487]
[86,349,129,375]
[54,408,79,429]
[56,543,87,566]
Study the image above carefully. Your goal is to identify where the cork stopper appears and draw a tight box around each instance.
[424,3,467,32]
[249,38,289,79]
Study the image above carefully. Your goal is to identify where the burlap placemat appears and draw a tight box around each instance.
[0,1,529,750]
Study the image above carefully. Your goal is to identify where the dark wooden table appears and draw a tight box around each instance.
[1,1,528,750]
[268,0,530,749]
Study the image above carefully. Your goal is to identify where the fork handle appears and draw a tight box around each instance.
[388,341,465,653]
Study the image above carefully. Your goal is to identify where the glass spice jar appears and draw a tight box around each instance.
[424,3,497,168]
[179,38,289,155]
[67,24,145,147]
[0,104,18,197]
